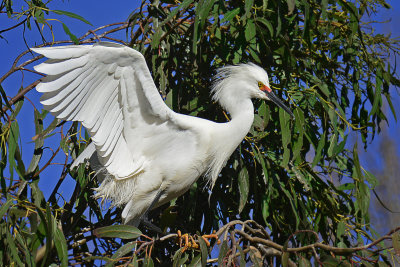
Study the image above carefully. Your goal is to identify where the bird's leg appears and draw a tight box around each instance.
[139,189,164,233]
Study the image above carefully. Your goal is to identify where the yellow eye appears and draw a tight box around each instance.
[257,82,263,88]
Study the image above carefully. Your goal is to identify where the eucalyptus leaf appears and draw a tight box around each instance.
[93,225,142,239]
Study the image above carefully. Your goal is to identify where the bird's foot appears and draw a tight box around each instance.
[141,217,162,234]
[176,230,220,253]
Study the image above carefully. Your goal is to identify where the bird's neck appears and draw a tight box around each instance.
[223,98,254,145]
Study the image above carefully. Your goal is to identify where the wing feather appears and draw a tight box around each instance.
[68,69,108,121]
[32,42,190,179]
[41,66,94,109]
[36,66,89,93]
[34,56,88,75]
[85,84,118,129]
[32,46,89,59]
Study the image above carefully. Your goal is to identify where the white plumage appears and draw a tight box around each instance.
[32,42,292,225]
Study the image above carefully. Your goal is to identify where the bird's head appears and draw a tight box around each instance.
[211,63,294,117]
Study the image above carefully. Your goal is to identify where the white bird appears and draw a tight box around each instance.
[32,42,293,226]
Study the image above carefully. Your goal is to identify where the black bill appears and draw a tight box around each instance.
[266,91,294,118]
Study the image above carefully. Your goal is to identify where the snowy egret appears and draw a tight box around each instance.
[32,42,293,226]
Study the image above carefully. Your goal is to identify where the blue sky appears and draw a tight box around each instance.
[1,0,399,234]
[0,0,142,200]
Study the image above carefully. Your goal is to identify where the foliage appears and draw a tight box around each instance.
[1,0,400,265]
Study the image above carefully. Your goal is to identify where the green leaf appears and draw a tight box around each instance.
[361,261,374,267]
[34,9,45,24]
[276,7,282,37]
[198,236,208,266]
[245,19,256,43]
[130,254,139,267]
[279,108,291,167]
[299,257,311,267]
[221,8,240,23]
[378,262,390,267]
[62,23,79,44]
[43,204,54,264]
[172,249,188,267]
[253,147,268,182]
[197,0,215,30]
[287,0,295,14]
[370,76,382,117]
[320,255,343,267]
[327,133,337,158]
[151,27,163,49]
[337,183,355,191]
[353,143,363,181]
[178,253,189,266]
[255,17,274,37]
[392,231,400,256]
[279,108,291,147]
[6,230,24,266]
[0,198,12,218]
[238,166,249,213]
[31,180,45,206]
[337,221,345,238]
[188,254,202,267]
[53,10,92,25]
[14,231,34,266]
[27,109,44,174]
[93,225,142,239]
[8,121,20,180]
[364,170,378,189]
[312,131,326,168]
[281,251,289,267]
[249,247,263,267]
[0,84,12,110]
[383,92,396,121]
[218,240,228,265]
[356,182,370,218]
[293,108,304,161]
[161,0,194,27]
[53,219,68,267]
[237,246,246,267]
[107,241,137,267]
[318,83,331,98]
[243,0,254,20]
[261,195,270,224]
[144,256,154,267]
[333,135,348,156]
[60,135,69,155]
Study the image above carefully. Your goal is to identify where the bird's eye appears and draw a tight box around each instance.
[257,82,263,88]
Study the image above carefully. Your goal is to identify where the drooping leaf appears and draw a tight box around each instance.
[107,241,137,267]
[218,240,228,265]
[221,8,240,23]
[93,225,142,239]
[53,219,68,266]
[238,166,249,213]
[392,231,400,256]
[53,10,92,25]
[61,23,79,44]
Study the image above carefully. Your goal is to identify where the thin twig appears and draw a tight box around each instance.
[33,146,60,177]
[135,233,178,255]
[235,229,398,254]
[2,80,40,113]
[0,18,27,34]
[207,248,251,263]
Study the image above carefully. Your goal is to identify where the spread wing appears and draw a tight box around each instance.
[32,42,193,179]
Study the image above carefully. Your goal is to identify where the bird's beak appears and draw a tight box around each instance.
[261,85,294,118]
